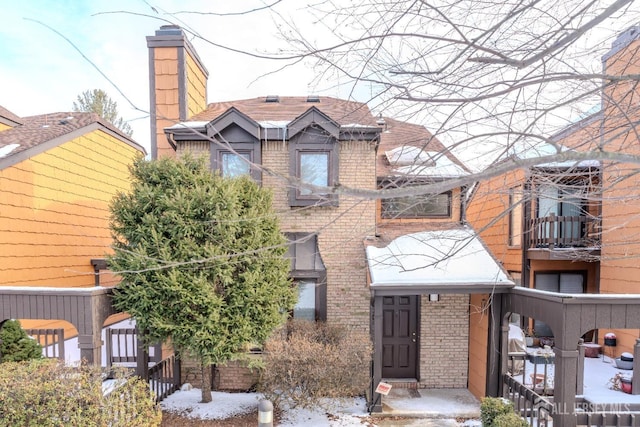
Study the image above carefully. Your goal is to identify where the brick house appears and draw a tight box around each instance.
[148,25,379,388]
[146,24,640,424]
[364,117,513,401]
[0,106,145,362]
[146,24,516,398]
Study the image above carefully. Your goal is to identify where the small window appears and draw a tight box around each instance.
[289,144,338,207]
[220,152,251,178]
[533,271,585,336]
[509,188,523,247]
[293,280,316,321]
[299,152,329,195]
[381,192,451,219]
[211,141,261,181]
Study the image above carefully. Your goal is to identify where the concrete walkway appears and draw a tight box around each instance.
[373,388,481,426]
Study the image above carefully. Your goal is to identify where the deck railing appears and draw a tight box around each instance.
[574,407,640,426]
[147,354,181,402]
[528,213,600,249]
[505,351,554,427]
[106,328,162,368]
[25,328,65,360]
[502,372,553,427]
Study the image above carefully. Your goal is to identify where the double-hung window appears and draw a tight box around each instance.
[219,151,251,178]
[289,133,338,207]
[211,141,261,181]
[299,152,329,196]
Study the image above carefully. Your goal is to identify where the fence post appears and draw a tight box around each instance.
[174,352,181,389]
[136,328,149,380]
[576,339,584,395]
[548,213,556,250]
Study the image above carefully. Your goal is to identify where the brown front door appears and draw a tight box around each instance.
[381,295,418,378]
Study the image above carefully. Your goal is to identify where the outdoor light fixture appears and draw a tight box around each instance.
[429,294,439,302]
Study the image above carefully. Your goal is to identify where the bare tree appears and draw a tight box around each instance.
[272,0,638,167]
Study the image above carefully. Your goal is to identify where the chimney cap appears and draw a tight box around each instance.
[156,25,184,36]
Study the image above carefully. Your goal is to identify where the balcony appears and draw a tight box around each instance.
[527,213,600,260]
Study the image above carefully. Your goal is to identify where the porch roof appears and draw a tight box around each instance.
[365,227,514,295]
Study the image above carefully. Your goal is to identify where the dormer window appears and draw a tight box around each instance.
[288,108,340,207]
[299,152,329,195]
[220,151,251,178]
[205,108,262,181]
[290,136,338,206]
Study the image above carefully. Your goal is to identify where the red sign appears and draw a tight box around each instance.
[375,382,393,395]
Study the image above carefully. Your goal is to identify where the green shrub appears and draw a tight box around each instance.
[494,411,528,427]
[0,359,161,426]
[480,397,514,427]
[258,320,372,409]
[0,319,43,362]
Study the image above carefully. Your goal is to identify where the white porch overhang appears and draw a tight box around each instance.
[366,227,515,295]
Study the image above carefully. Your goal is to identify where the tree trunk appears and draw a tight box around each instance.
[200,362,212,403]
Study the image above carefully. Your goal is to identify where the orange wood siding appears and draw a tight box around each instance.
[0,129,140,287]
[585,38,640,354]
[468,293,489,399]
[153,46,180,158]
[0,122,12,132]
[186,52,207,118]
[466,169,525,273]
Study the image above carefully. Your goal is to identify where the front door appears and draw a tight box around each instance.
[381,295,418,378]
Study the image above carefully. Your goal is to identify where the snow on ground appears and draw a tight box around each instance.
[518,348,637,405]
[160,390,480,426]
[160,392,377,426]
[49,323,637,424]
[160,389,261,420]
[160,350,638,426]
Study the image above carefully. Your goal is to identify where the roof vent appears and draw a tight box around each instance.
[265,95,280,103]
[306,95,320,103]
[59,116,74,125]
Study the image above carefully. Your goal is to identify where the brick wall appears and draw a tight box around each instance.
[419,294,469,388]
[263,140,377,329]
[181,356,261,391]
[177,142,210,162]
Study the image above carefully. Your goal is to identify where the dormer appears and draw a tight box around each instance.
[288,107,340,207]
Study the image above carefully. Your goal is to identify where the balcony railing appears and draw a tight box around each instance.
[528,213,600,250]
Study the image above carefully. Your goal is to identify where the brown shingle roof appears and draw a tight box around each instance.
[191,96,379,127]
[0,112,142,161]
[377,117,469,178]
[0,105,24,127]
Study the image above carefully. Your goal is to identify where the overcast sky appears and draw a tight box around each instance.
[0,0,356,154]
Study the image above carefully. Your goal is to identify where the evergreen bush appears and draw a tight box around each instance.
[0,319,42,362]
[494,411,529,427]
[480,397,514,427]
